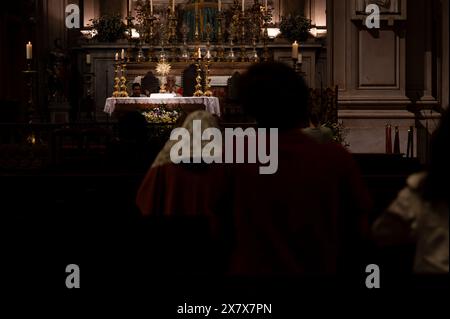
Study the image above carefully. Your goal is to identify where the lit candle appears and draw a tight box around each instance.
[206,50,211,59]
[115,52,119,61]
[242,0,245,12]
[26,41,32,60]
[218,0,221,12]
[86,54,91,65]
[198,47,202,58]
[292,41,299,59]
[121,49,125,60]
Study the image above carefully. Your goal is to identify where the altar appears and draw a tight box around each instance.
[104,96,221,116]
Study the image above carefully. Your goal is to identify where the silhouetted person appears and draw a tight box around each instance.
[228,62,371,275]
[136,111,231,274]
[373,110,449,274]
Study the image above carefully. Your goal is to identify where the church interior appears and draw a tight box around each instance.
[0,0,449,303]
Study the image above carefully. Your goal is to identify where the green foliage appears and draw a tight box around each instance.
[91,14,127,42]
[280,15,311,42]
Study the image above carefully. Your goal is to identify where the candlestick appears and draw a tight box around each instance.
[292,41,299,59]
[386,124,392,154]
[26,41,32,60]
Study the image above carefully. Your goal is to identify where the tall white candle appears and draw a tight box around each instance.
[198,47,202,58]
[172,0,175,12]
[26,42,32,60]
[218,0,221,12]
[121,49,125,60]
[292,41,299,59]
[115,52,119,61]
[86,54,91,64]
[265,0,268,10]
[242,0,245,12]
[298,53,302,63]
[150,0,153,15]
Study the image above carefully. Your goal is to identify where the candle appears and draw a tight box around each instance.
[242,0,245,12]
[115,52,119,61]
[172,0,175,12]
[121,49,125,60]
[218,0,221,12]
[86,54,91,65]
[206,50,211,59]
[26,41,32,60]
[150,0,153,15]
[265,0,268,10]
[198,48,202,58]
[292,41,299,59]
[298,53,302,64]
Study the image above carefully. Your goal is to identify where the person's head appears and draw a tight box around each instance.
[422,110,450,202]
[132,83,142,96]
[152,110,220,168]
[238,62,309,129]
[166,75,176,89]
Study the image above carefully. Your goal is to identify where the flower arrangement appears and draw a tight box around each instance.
[280,15,311,42]
[90,14,127,42]
[142,105,183,124]
[324,121,350,148]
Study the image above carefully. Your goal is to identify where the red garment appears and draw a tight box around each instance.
[227,130,371,275]
[136,130,371,275]
[137,164,230,218]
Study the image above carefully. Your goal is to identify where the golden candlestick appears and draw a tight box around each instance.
[112,62,121,97]
[203,58,213,97]
[120,62,129,97]
[193,56,204,97]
